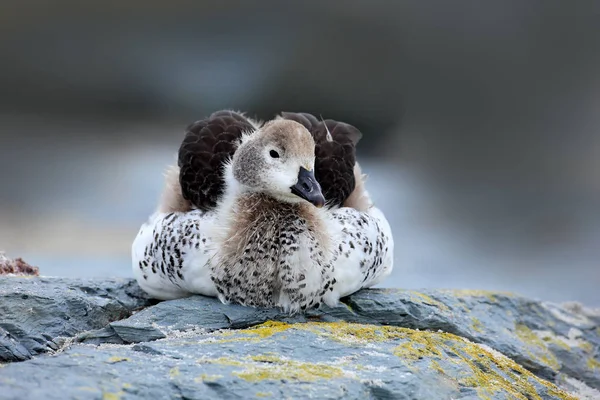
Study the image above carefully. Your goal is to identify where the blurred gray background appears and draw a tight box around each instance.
[0,0,598,305]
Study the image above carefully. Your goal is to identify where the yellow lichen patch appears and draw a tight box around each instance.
[230,320,292,338]
[312,322,409,343]
[393,337,443,361]
[200,353,344,382]
[211,322,574,399]
[234,354,344,382]
[195,374,222,383]
[408,291,448,310]
[255,392,272,397]
[102,391,124,400]
[237,320,408,344]
[429,360,446,375]
[99,383,132,400]
[587,357,600,370]
[428,360,461,392]
[105,356,130,364]
[471,317,484,333]
[515,324,560,370]
[579,341,593,353]
[535,331,571,351]
[169,367,180,378]
[393,330,574,400]
[341,301,354,312]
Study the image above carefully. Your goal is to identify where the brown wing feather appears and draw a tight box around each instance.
[279,112,362,208]
[178,110,255,211]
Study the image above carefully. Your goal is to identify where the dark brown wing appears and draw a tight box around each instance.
[279,112,362,208]
[178,110,255,211]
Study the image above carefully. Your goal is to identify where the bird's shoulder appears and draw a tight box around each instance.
[279,112,362,208]
[178,110,256,211]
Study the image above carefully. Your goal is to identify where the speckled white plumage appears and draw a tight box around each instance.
[132,117,394,313]
[132,209,218,300]
[132,194,393,311]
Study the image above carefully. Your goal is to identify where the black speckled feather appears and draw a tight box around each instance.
[280,112,362,207]
[178,110,362,210]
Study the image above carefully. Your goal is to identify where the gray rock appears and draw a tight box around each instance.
[345,289,600,390]
[0,319,581,400]
[78,295,359,345]
[0,278,598,399]
[77,288,600,392]
[0,277,152,362]
[0,327,30,362]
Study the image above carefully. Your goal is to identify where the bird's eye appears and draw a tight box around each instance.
[269,150,280,158]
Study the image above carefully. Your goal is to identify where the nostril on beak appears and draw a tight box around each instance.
[290,167,324,207]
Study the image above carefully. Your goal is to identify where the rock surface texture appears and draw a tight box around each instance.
[0,277,152,362]
[1,277,599,400]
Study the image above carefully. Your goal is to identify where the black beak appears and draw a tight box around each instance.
[290,167,325,207]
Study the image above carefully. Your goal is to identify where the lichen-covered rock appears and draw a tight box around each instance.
[76,294,359,345]
[0,278,598,399]
[76,288,600,394]
[0,321,582,399]
[0,277,152,362]
[344,289,600,391]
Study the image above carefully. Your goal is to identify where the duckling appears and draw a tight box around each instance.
[132,111,393,313]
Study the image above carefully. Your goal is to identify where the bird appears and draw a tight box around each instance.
[132,110,394,313]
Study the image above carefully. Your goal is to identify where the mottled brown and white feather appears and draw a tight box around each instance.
[133,112,394,313]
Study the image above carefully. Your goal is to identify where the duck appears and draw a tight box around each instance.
[132,110,394,313]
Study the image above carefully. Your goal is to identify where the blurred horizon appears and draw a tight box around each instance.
[0,1,598,306]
